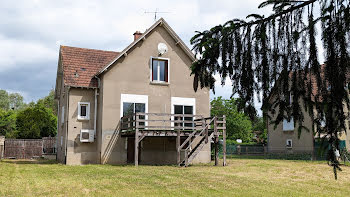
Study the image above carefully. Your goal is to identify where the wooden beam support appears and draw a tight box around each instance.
[134,115,139,167]
[138,132,146,143]
[185,149,188,167]
[176,130,180,166]
[204,118,208,143]
[214,117,219,166]
[215,136,219,166]
[223,115,227,166]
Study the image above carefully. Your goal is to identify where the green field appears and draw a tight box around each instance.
[0,158,349,196]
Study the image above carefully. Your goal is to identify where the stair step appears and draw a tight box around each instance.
[179,132,214,167]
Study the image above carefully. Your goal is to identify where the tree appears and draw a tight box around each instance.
[16,103,57,139]
[0,109,17,138]
[0,90,9,110]
[252,117,267,144]
[9,93,25,110]
[211,97,253,142]
[191,0,349,178]
[37,89,57,116]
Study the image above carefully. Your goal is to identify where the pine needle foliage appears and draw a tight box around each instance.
[190,0,350,179]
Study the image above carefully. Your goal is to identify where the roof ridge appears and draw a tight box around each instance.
[60,45,119,53]
[95,18,196,76]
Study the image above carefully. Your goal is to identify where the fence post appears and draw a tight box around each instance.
[0,136,4,160]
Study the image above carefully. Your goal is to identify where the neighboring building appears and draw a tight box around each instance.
[55,18,225,165]
[267,66,350,154]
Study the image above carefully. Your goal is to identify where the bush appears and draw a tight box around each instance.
[16,103,57,139]
[0,109,18,138]
[211,97,253,142]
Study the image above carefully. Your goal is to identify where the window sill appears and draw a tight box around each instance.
[150,81,169,86]
[286,146,293,149]
[78,118,90,121]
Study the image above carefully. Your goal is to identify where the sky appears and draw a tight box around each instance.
[0,0,276,111]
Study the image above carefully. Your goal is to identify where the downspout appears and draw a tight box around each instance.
[65,86,70,164]
[56,100,60,161]
[94,88,98,134]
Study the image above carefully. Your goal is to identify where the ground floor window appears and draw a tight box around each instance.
[78,102,90,120]
[174,105,194,128]
[171,97,196,129]
[286,139,293,148]
[120,94,148,127]
[123,102,146,126]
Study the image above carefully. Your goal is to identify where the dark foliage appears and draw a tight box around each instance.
[16,103,57,139]
[191,0,350,178]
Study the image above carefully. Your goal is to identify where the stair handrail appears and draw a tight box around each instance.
[180,117,215,152]
[178,117,215,151]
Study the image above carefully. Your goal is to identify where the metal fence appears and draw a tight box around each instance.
[217,144,267,156]
[218,141,347,161]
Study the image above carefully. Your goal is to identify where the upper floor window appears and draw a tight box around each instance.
[78,102,90,120]
[151,58,169,83]
[283,117,294,131]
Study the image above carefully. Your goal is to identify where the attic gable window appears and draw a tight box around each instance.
[78,102,90,120]
[151,57,169,83]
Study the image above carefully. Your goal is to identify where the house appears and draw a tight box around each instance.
[267,65,350,155]
[54,18,226,166]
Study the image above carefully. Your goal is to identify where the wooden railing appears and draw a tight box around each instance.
[120,113,226,167]
[120,113,206,132]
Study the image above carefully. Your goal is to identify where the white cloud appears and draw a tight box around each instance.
[0,34,57,72]
[0,0,322,106]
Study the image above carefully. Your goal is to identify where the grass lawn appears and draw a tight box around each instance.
[0,158,349,197]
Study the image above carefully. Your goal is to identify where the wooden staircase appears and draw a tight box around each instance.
[101,121,121,164]
[179,132,214,166]
[178,117,221,167]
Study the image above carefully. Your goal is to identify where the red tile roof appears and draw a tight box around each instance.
[269,64,350,103]
[60,46,119,88]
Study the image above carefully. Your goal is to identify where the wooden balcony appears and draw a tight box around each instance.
[118,113,227,167]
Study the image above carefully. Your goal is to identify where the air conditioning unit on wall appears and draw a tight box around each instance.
[80,130,94,143]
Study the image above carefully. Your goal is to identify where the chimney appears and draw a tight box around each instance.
[133,31,142,41]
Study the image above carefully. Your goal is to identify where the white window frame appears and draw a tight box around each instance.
[171,97,196,128]
[150,57,170,83]
[120,94,148,126]
[286,139,293,148]
[78,102,90,120]
[61,106,65,124]
[283,117,294,131]
[320,115,326,127]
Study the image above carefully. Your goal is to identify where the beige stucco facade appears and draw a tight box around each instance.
[56,20,211,165]
[268,96,350,154]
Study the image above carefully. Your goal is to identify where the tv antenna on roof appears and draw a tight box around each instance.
[144,8,170,21]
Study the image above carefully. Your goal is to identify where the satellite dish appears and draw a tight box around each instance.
[158,43,168,55]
